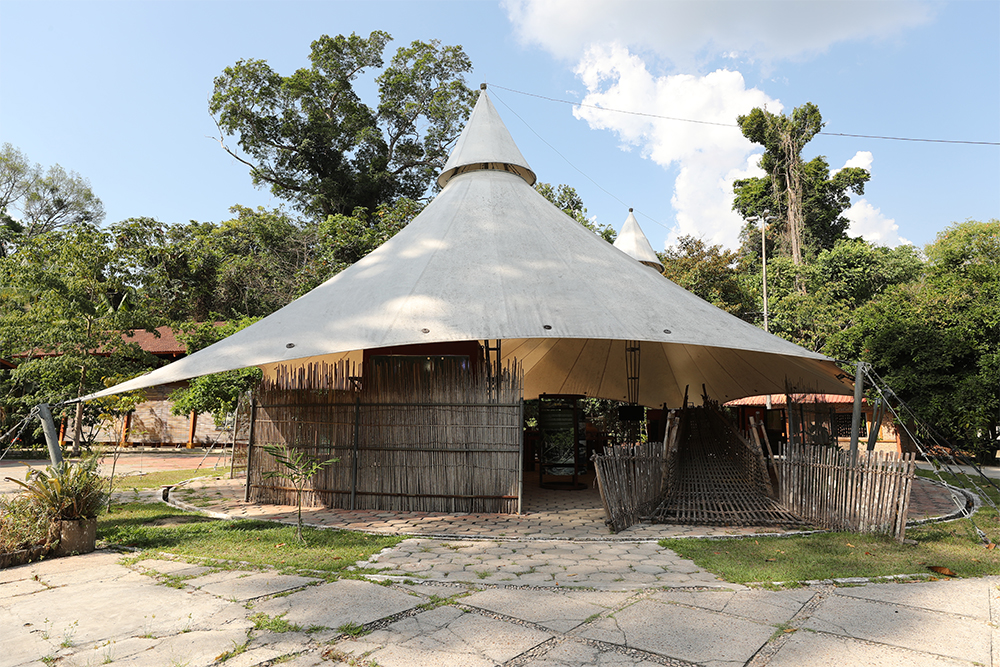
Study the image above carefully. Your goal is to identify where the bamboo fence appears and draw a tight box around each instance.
[247,359,524,514]
[776,442,916,540]
[592,440,667,533]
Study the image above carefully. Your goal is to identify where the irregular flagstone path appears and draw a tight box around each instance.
[2,550,997,667]
[353,537,726,589]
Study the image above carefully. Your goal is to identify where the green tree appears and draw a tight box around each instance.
[0,222,157,447]
[828,221,999,452]
[0,143,105,241]
[733,104,870,284]
[314,197,423,282]
[534,182,616,242]
[113,207,319,321]
[210,31,475,220]
[764,239,923,353]
[168,318,263,426]
[658,236,755,318]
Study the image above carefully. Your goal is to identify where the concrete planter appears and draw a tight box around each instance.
[0,544,50,569]
[52,518,97,557]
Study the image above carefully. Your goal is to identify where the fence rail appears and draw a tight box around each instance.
[776,443,916,539]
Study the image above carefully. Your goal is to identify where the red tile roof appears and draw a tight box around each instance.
[726,393,865,407]
[122,326,187,355]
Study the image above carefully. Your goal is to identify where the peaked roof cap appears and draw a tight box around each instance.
[437,84,537,188]
[613,209,664,272]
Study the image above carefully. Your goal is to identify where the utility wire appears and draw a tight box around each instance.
[862,365,998,546]
[490,89,673,232]
[490,84,1000,147]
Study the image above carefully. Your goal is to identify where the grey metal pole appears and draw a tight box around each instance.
[35,403,63,466]
[849,362,866,460]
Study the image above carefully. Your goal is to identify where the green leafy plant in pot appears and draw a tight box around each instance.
[5,453,109,557]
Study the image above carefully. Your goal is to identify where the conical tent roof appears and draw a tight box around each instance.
[83,87,850,406]
[613,209,663,272]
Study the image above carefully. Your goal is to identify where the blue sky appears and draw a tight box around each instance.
[1,0,997,254]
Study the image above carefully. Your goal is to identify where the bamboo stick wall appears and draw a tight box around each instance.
[248,359,523,514]
[776,442,916,540]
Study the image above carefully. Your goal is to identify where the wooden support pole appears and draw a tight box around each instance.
[186,410,198,449]
[849,362,866,461]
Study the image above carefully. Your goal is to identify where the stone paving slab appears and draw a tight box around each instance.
[528,640,673,666]
[185,570,317,601]
[651,588,814,626]
[331,605,554,667]
[765,630,973,667]
[802,592,993,664]
[251,578,421,630]
[462,588,632,633]
[828,576,994,620]
[579,598,777,666]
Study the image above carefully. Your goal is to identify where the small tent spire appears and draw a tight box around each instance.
[437,85,536,188]
[613,209,663,272]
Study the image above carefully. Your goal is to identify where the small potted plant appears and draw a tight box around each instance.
[6,453,108,557]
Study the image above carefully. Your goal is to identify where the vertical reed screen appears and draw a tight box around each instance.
[249,360,523,514]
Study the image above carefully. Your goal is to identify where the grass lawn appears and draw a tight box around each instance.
[663,468,1000,586]
[110,468,223,490]
[98,502,403,578]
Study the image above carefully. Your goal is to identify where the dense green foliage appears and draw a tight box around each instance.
[827,222,1000,451]
[0,494,51,553]
[210,31,475,219]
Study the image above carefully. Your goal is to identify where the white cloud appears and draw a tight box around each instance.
[573,43,773,248]
[504,0,933,67]
[839,150,874,172]
[844,199,910,247]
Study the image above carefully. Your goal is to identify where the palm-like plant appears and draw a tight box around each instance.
[6,453,108,521]
[260,444,338,544]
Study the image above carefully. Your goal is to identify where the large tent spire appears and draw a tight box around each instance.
[613,208,663,273]
[437,84,536,188]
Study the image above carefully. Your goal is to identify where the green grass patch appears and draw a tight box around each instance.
[98,502,403,576]
[112,469,218,490]
[662,469,1000,585]
[249,612,304,633]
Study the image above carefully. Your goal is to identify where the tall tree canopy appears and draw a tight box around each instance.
[828,221,999,452]
[732,104,870,279]
[0,222,157,440]
[0,143,105,245]
[658,236,755,318]
[210,31,476,220]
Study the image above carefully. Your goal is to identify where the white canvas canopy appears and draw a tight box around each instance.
[613,209,663,272]
[83,86,851,406]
